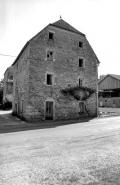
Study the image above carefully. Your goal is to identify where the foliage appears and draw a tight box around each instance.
[61,85,95,101]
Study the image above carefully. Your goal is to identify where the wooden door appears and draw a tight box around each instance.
[46,101,53,120]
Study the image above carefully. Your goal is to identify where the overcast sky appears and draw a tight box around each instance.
[0,0,120,79]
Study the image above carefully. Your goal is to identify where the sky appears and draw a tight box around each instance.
[0,0,120,80]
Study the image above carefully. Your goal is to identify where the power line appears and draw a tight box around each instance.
[0,53,16,58]
[0,53,41,61]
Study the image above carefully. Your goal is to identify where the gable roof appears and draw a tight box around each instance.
[98,74,120,84]
[110,74,120,81]
[50,19,85,36]
[12,19,100,66]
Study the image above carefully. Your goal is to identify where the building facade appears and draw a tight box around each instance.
[98,74,120,108]
[12,19,99,121]
[3,66,13,107]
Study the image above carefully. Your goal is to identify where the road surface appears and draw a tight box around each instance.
[1,115,120,184]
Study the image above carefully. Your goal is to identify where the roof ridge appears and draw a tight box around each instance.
[50,19,85,36]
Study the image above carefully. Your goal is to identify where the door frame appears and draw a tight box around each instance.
[44,98,55,120]
[21,99,24,118]
[15,102,17,115]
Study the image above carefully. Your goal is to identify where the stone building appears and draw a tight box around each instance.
[12,19,99,121]
[3,66,13,107]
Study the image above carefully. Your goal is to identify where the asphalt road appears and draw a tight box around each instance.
[1,114,120,184]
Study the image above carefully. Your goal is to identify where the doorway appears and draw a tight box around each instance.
[45,101,53,120]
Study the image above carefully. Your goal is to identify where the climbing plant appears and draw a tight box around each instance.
[61,85,96,101]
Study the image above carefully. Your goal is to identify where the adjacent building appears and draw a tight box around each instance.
[12,19,99,121]
[3,66,13,107]
[98,74,120,108]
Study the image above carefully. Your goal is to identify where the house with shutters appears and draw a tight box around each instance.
[12,18,99,121]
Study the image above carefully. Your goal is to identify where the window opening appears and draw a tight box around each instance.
[79,59,84,67]
[47,51,53,61]
[79,41,83,48]
[8,75,13,80]
[79,79,82,86]
[79,102,84,113]
[47,74,53,85]
[49,32,54,39]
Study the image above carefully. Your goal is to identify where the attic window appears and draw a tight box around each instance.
[49,32,54,39]
[79,59,84,67]
[79,41,83,48]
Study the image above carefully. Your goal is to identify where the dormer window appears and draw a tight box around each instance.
[79,41,83,48]
[49,32,54,40]
[79,59,84,67]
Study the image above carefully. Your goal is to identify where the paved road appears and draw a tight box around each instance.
[1,115,120,184]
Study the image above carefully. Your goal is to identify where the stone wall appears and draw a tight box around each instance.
[12,44,30,119]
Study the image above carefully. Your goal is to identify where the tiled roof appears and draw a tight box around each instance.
[50,19,85,36]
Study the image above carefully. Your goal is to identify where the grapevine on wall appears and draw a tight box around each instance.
[61,85,95,101]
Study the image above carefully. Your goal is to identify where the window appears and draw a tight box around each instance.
[49,32,54,39]
[79,59,84,67]
[79,102,85,113]
[79,41,83,48]
[47,51,54,61]
[79,79,82,86]
[8,75,13,80]
[47,74,53,85]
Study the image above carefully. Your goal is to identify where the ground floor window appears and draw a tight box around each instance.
[79,101,85,113]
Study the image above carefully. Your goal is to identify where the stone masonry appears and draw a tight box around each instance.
[12,19,99,121]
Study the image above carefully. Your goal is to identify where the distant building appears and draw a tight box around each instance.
[0,79,3,106]
[98,74,120,108]
[3,66,13,107]
[12,19,99,121]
